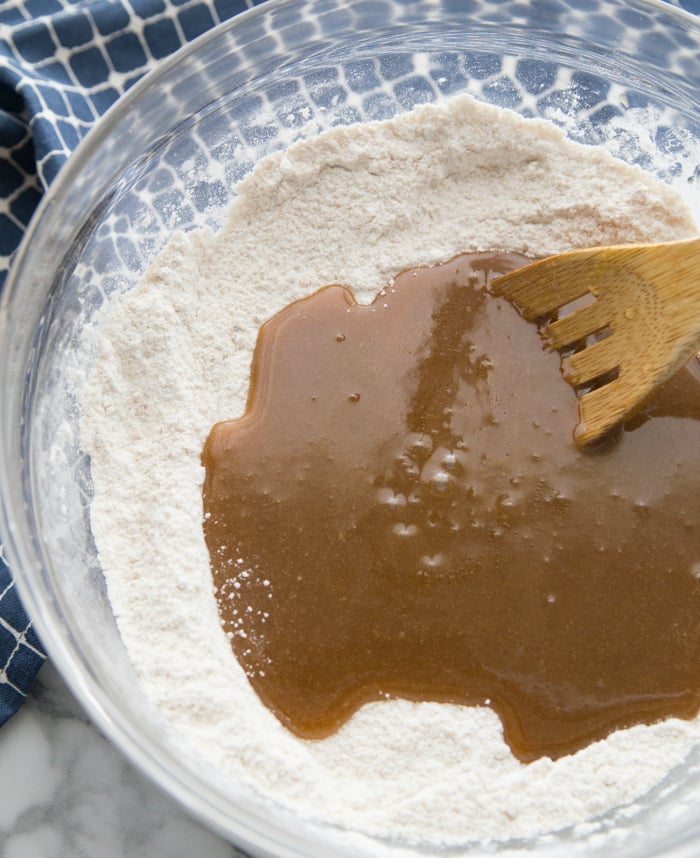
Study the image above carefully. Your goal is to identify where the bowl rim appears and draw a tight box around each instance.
[5,0,700,288]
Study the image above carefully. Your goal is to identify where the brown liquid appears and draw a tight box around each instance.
[202,252,700,762]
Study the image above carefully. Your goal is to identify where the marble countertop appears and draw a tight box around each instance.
[0,663,246,858]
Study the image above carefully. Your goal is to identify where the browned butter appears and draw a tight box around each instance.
[202,252,700,762]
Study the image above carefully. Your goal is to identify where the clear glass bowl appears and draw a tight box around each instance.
[2,0,700,855]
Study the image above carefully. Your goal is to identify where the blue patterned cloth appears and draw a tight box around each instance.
[0,555,44,721]
[0,0,257,727]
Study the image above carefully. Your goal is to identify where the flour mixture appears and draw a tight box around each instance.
[81,95,700,848]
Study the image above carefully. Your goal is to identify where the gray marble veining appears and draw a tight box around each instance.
[0,663,244,858]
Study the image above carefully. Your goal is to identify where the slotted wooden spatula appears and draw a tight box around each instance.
[491,236,700,446]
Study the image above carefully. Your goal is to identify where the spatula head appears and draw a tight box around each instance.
[491,237,700,446]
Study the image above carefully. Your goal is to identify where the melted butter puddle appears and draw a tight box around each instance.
[202,252,700,762]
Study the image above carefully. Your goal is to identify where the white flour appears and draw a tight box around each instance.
[82,94,700,848]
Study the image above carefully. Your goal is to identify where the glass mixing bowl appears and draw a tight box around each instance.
[2,0,700,855]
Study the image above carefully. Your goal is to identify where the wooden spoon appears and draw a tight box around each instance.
[490,236,700,446]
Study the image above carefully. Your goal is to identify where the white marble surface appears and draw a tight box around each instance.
[0,662,246,858]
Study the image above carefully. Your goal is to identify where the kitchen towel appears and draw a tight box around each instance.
[0,0,258,727]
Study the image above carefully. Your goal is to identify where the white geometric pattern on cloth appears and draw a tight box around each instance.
[0,0,258,288]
